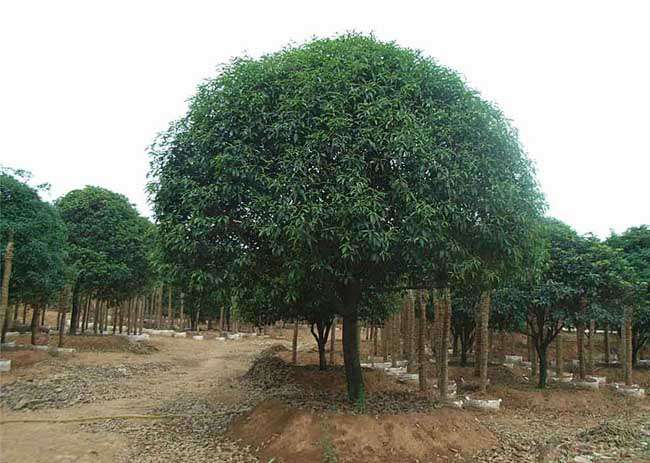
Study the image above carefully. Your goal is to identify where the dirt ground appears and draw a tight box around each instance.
[1,328,649,463]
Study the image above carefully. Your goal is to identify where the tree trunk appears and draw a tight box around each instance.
[180,292,185,330]
[473,303,481,378]
[437,288,452,400]
[219,305,225,331]
[58,287,69,347]
[390,313,399,367]
[418,289,428,391]
[587,319,595,375]
[604,323,610,365]
[528,331,538,378]
[538,345,548,388]
[576,321,586,380]
[556,334,564,377]
[30,304,41,345]
[292,319,299,364]
[157,286,163,329]
[478,292,491,392]
[168,286,173,328]
[329,317,337,365]
[0,231,14,336]
[41,305,46,326]
[406,291,416,373]
[624,308,633,386]
[381,321,388,362]
[340,282,364,407]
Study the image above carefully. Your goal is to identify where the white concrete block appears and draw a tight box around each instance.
[0,359,11,372]
[192,335,204,340]
[463,397,502,411]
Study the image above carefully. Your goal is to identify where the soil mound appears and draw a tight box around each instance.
[230,400,496,463]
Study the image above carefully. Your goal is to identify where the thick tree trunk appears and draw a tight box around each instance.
[418,289,427,391]
[292,320,299,364]
[0,231,14,338]
[342,312,364,406]
[340,282,364,406]
[556,334,564,377]
[576,321,586,380]
[604,323,610,365]
[478,292,491,393]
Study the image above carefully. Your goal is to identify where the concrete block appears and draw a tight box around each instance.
[0,359,11,372]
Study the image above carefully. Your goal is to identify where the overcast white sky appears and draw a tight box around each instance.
[1,1,648,237]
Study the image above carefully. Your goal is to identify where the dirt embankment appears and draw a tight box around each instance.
[230,399,495,463]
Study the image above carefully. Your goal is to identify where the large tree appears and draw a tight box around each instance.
[149,34,544,405]
[56,186,152,334]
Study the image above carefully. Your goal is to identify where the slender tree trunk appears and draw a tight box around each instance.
[587,319,595,375]
[556,334,564,377]
[157,286,163,329]
[139,296,145,334]
[381,321,388,362]
[329,317,337,365]
[390,313,399,367]
[437,288,452,400]
[528,330,538,378]
[112,304,117,334]
[624,308,633,386]
[576,321,586,380]
[473,303,481,378]
[478,292,491,393]
[406,291,416,373]
[418,289,427,391]
[292,319,299,364]
[30,304,41,345]
[219,306,225,331]
[538,344,548,388]
[58,287,69,348]
[180,292,185,331]
[604,323,610,365]
[40,305,46,326]
[167,286,173,328]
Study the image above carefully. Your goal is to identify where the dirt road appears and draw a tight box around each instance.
[0,335,280,463]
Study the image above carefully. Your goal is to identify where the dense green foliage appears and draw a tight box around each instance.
[56,186,153,300]
[149,34,544,403]
[0,171,67,306]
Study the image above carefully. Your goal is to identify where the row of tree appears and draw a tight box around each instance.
[0,169,225,343]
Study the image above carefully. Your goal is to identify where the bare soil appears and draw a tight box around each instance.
[1,327,649,463]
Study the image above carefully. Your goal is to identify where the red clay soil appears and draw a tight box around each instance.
[230,400,495,463]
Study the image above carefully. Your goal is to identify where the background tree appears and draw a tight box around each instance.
[1,171,67,341]
[56,186,152,334]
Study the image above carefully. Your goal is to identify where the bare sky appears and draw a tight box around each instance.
[2,1,648,237]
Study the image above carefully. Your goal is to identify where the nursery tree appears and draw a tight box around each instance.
[1,171,67,339]
[149,34,544,404]
[56,186,152,334]
[608,225,650,365]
